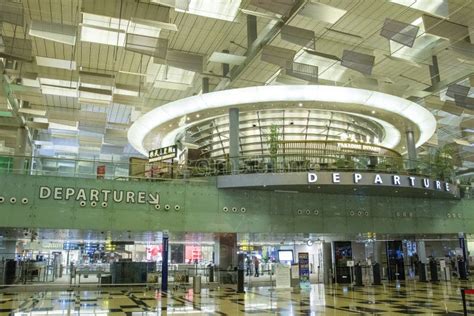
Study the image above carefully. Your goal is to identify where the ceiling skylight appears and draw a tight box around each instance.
[153,0,242,22]
[41,85,78,98]
[389,17,444,64]
[294,49,348,83]
[36,56,76,70]
[147,63,195,91]
[81,25,126,46]
[80,13,162,46]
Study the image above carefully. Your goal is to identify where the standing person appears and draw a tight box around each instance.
[254,256,259,277]
[246,256,252,276]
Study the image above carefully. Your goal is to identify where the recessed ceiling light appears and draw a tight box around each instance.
[196,114,200,118]
[186,117,190,121]
[298,102,303,107]
[371,110,376,114]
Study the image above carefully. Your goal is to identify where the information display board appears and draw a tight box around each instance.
[275,263,291,289]
[298,252,310,282]
[149,145,177,163]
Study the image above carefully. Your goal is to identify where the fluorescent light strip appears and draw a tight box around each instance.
[128,85,437,156]
[36,56,76,70]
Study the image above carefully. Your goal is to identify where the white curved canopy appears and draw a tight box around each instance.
[128,85,437,156]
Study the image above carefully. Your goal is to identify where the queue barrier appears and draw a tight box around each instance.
[461,289,474,315]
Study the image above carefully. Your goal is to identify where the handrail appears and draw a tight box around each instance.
[0,152,457,183]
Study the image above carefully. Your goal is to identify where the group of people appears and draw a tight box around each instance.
[245,256,260,277]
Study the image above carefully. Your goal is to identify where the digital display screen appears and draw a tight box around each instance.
[278,250,294,262]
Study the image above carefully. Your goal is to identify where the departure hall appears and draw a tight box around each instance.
[1,0,474,315]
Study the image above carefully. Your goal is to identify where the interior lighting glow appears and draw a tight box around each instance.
[128,85,436,156]
[389,0,448,18]
[81,25,126,46]
[36,56,76,70]
[174,0,242,22]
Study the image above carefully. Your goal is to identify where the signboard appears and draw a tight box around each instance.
[440,259,446,270]
[307,172,452,192]
[96,165,106,179]
[275,263,291,289]
[63,243,79,250]
[298,252,310,282]
[337,142,380,153]
[38,186,160,206]
[148,145,177,163]
[217,171,459,198]
[347,260,355,267]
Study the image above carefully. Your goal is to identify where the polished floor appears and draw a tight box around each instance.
[1,281,474,315]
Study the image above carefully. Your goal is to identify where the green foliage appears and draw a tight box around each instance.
[431,145,455,180]
[267,124,280,157]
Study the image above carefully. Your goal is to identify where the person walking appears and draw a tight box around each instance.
[254,256,260,277]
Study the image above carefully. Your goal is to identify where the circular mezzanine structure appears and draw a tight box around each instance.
[128,85,437,160]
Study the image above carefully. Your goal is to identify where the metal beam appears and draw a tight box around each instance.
[224,0,307,89]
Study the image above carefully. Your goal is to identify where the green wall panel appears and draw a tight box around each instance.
[0,174,473,234]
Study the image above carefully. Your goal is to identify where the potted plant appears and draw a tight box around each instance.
[266,124,280,172]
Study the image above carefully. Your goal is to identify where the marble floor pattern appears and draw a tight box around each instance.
[1,280,474,315]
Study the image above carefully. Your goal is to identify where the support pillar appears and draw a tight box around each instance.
[229,108,240,174]
[13,127,27,174]
[161,233,169,293]
[202,77,209,94]
[417,241,427,264]
[459,232,469,275]
[322,242,332,284]
[217,233,237,270]
[2,240,16,260]
[429,55,440,86]
[247,15,257,51]
[222,49,230,77]
[406,129,417,170]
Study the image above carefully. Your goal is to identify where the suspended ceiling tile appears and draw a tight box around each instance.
[298,1,347,24]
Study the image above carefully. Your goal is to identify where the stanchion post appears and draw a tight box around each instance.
[462,289,467,316]
[161,232,169,294]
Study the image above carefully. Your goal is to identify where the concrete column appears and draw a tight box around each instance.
[1,240,17,260]
[222,49,230,77]
[417,241,427,264]
[247,15,257,51]
[322,242,332,284]
[229,108,240,174]
[406,129,417,169]
[216,233,237,270]
[202,77,209,93]
[429,55,440,86]
[459,232,468,267]
[13,127,27,174]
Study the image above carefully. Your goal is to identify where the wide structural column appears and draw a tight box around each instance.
[202,77,209,94]
[429,55,441,86]
[459,232,469,274]
[229,108,240,174]
[222,49,230,76]
[406,129,417,170]
[13,127,28,174]
[216,233,237,270]
[247,15,257,50]
[416,241,427,264]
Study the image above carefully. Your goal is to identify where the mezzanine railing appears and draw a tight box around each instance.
[0,151,455,183]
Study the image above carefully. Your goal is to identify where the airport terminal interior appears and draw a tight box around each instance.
[2,0,474,314]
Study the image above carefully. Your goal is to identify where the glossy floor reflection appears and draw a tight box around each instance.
[1,280,474,315]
